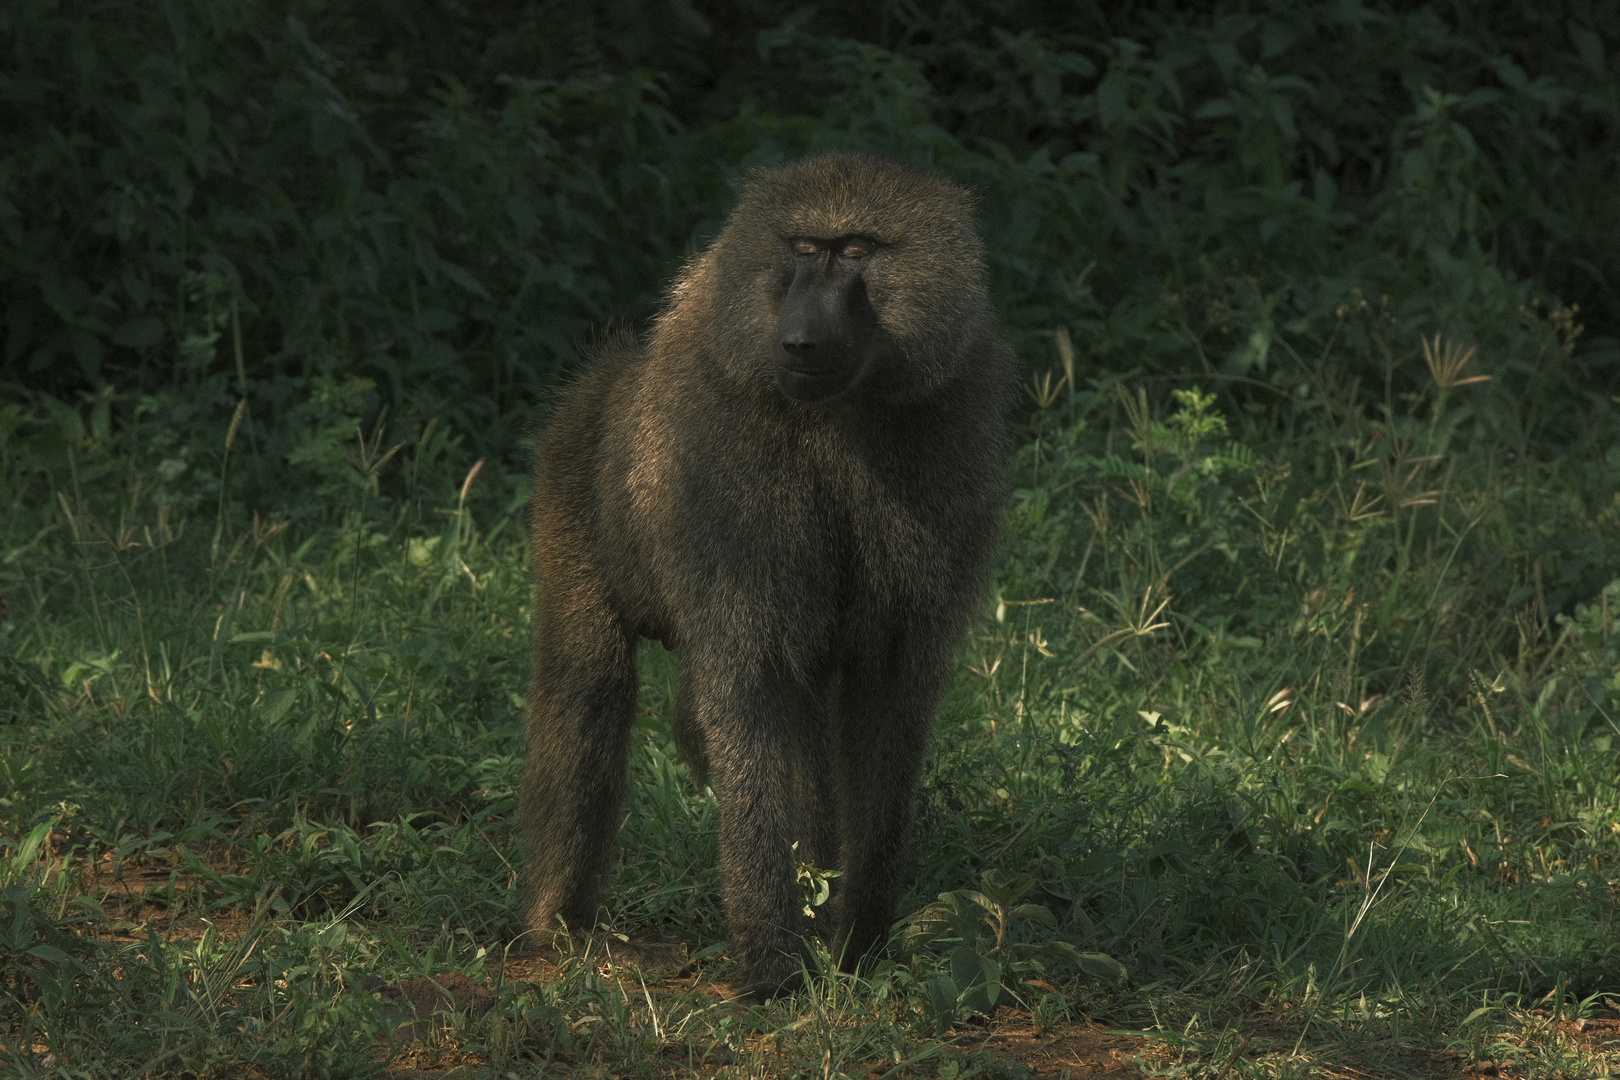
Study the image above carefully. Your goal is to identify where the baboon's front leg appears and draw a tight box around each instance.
[520,594,637,942]
[831,641,945,966]
[687,651,829,996]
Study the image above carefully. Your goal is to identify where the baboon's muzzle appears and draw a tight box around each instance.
[775,254,875,403]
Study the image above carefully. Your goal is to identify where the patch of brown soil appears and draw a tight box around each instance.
[976,1017,1150,1077]
[502,934,692,979]
[370,972,496,1045]
[1570,1014,1620,1044]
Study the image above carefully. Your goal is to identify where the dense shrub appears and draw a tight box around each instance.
[3,0,1615,462]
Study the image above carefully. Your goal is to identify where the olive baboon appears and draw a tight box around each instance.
[521,151,1016,996]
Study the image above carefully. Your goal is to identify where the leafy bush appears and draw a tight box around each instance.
[1,0,701,454]
[4,0,1614,463]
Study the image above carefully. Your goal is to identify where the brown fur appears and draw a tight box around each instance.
[520,151,1016,996]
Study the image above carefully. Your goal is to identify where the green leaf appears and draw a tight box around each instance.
[27,944,72,963]
[260,687,299,726]
[1077,952,1128,984]
[111,316,166,348]
[949,946,984,989]
[1570,24,1605,75]
[5,819,54,873]
[69,328,103,381]
[438,259,492,301]
[926,973,959,1026]
[1010,903,1058,928]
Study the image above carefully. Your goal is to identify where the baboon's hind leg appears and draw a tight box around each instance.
[670,674,710,791]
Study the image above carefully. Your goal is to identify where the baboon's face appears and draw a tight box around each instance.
[696,152,992,402]
[774,234,893,402]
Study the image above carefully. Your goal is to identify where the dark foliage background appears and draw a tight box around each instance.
[5,0,1616,469]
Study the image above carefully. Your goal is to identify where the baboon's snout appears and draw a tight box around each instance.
[775,258,866,402]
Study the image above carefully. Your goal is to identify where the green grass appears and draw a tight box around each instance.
[2,324,1618,1077]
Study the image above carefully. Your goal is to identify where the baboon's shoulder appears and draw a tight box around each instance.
[539,330,644,433]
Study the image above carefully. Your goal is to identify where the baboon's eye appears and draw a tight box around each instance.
[792,239,822,255]
[839,238,873,258]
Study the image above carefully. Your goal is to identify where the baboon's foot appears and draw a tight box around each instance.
[831,920,891,975]
[730,943,813,1002]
